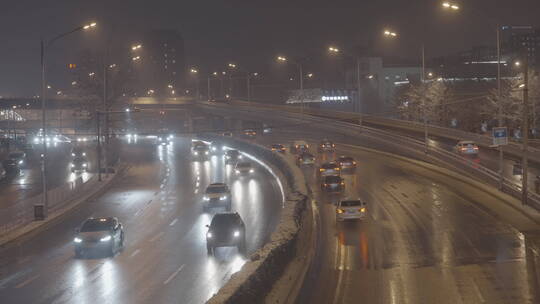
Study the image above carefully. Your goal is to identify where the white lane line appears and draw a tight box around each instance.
[14,274,40,289]
[134,209,141,217]
[147,199,153,205]
[129,249,141,258]
[149,231,164,242]
[163,264,185,285]
[471,279,485,303]
[169,218,178,226]
[160,184,165,189]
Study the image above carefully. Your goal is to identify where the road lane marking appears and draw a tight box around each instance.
[169,218,178,226]
[160,184,165,189]
[129,249,141,258]
[147,199,153,205]
[134,209,142,217]
[471,279,485,303]
[14,274,40,289]
[149,231,164,242]
[163,264,185,285]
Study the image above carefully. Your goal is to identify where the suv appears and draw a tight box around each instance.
[74,217,124,258]
[8,151,26,167]
[206,212,246,254]
[192,141,210,157]
[203,183,232,211]
[336,199,367,221]
[225,149,242,164]
[297,152,315,166]
[71,146,87,158]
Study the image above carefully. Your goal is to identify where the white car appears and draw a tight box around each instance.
[454,140,479,155]
[336,199,367,221]
[203,183,232,211]
[235,162,254,174]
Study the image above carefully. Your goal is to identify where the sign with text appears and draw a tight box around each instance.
[493,127,508,146]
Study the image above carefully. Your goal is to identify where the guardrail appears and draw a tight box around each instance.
[226,100,540,164]
[198,101,540,210]
[0,175,98,236]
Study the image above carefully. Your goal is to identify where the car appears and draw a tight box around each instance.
[221,131,233,137]
[225,149,242,164]
[71,146,87,158]
[71,156,89,173]
[321,175,345,192]
[208,97,230,102]
[2,159,19,176]
[263,125,272,134]
[210,141,226,153]
[454,140,479,155]
[243,129,257,137]
[157,135,173,146]
[319,162,341,176]
[337,156,357,170]
[192,141,210,157]
[235,161,254,174]
[271,144,286,153]
[291,140,309,154]
[203,183,232,211]
[8,151,26,167]
[206,212,246,255]
[74,217,124,258]
[318,139,335,152]
[297,152,315,166]
[336,199,367,222]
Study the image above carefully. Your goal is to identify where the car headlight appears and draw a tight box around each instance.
[249,169,254,173]
[233,230,240,237]
[212,147,216,151]
[206,232,212,238]
[360,208,366,213]
[205,151,209,155]
[238,155,243,159]
[82,152,86,156]
[82,163,87,167]
[74,237,82,243]
[203,196,210,201]
[219,195,227,200]
[100,235,112,242]
[336,209,344,214]
[70,163,75,167]
[235,170,240,173]
[226,156,231,159]
[71,153,75,157]
[18,160,23,165]
[194,152,198,155]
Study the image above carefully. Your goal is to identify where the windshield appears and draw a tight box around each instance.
[227,150,240,156]
[80,219,113,232]
[211,214,239,228]
[341,200,363,207]
[322,163,337,169]
[324,176,341,183]
[237,162,251,168]
[206,186,227,193]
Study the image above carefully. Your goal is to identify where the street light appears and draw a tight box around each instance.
[132,56,141,61]
[190,67,199,99]
[383,30,397,37]
[442,2,460,10]
[277,55,304,112]
[131,44,142,51]
[38,21,96,219]
[227,63,253,101]
[328,47,339,53]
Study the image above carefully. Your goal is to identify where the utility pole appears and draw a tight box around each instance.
[207,76,211,100]
[496,26,504,190]
[96,111,102,182]
[356,58,362,128]
[40,38,48,217]
[522,53,530,205]
[247,73,251,102]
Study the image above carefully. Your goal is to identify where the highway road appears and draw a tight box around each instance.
[0,136,283,304]
[253,129,540,304]
[0,141,94,209]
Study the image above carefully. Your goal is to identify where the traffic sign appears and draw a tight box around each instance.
[493,127,508,146]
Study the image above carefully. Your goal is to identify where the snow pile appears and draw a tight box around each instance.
[202,135,309,304]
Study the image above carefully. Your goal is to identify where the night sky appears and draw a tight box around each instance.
[1,0,539,96]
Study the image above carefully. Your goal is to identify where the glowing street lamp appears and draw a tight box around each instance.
[277,56,287,62]
[442,2,459,10]
[328,46,340,53]
[131,44,142,51]
[132,56,141,61]
[383,30,397,37]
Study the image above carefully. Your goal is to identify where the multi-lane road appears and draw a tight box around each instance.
[0,136,283,304]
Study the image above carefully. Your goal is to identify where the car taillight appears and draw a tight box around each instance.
[320,168,324,172]
[359,208,366,213]
[474,147,479,150]
[336,167,340,170]
[341,182,345,185]
[337,209,344,214]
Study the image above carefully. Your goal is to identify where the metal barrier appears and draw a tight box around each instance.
[198,101,540,210]
[0,176,97,236]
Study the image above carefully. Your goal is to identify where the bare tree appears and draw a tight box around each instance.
[398,80,452,126]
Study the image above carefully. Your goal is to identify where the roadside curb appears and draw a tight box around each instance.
[0,164,129,248]
[340,143,540,229]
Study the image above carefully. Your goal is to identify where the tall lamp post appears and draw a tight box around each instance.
[190,68,199,100]
[277,56,304,115]
[228,63,253,102]
[442,1,506,189]
[328,46,363,127]
[39,21,96,219]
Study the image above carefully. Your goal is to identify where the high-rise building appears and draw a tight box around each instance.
[139,29,185,97]
[502,25,540,66]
